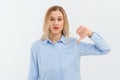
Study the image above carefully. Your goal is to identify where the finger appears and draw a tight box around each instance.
[77,29,84,35]
[80,25,85,29]
[80,26,87,32]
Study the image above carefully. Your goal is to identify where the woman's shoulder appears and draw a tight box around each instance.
[67,36,86,45]
[31,39,43,48]
[68,37,76,41]
[66,36,78,43]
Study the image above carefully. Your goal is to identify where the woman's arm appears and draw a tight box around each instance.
[77,32,111,55]
[28,44,39,80]
[76,25,111,55]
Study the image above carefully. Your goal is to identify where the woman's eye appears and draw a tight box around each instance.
[50,19,54,21]
[58,18,62,21]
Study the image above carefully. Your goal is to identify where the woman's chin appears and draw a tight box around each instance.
[51,31,61,35]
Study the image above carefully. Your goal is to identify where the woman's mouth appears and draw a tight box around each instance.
[53,26,59,30]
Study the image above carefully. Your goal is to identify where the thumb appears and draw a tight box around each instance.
[77,36,84,43]
[77,38,81,43]
[77,37,82,43]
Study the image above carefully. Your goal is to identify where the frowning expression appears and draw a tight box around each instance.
[49,10,64,35]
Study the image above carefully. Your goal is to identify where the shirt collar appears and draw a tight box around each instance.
[43,35,67,44]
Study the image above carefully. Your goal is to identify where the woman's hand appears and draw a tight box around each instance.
[76,25,93,43]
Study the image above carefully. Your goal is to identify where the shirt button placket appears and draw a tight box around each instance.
[54,43,62,80]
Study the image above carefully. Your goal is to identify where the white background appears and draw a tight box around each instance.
[0,0,120,80]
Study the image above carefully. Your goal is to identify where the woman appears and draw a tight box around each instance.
[28,5,111,80]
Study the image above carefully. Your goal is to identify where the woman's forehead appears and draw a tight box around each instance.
[49,10,63,17]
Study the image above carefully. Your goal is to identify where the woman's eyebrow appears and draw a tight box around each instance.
[50,16,54,18]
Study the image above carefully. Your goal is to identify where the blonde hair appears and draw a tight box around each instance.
[41,5,69,40]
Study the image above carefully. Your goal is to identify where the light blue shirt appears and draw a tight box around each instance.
[28,32,110,80]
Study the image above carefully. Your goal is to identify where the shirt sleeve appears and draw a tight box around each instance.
[28,44,39,80]
[77,32,111,56]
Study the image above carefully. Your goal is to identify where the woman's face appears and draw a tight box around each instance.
[49,10,64,35]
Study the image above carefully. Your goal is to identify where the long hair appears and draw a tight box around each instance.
[41,5,69,40]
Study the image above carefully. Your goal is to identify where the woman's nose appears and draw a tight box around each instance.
[54,20,58,25]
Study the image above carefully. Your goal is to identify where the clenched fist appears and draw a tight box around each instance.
[76,25,93,43]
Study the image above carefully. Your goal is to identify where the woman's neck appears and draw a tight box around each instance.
[49,33,62,43]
